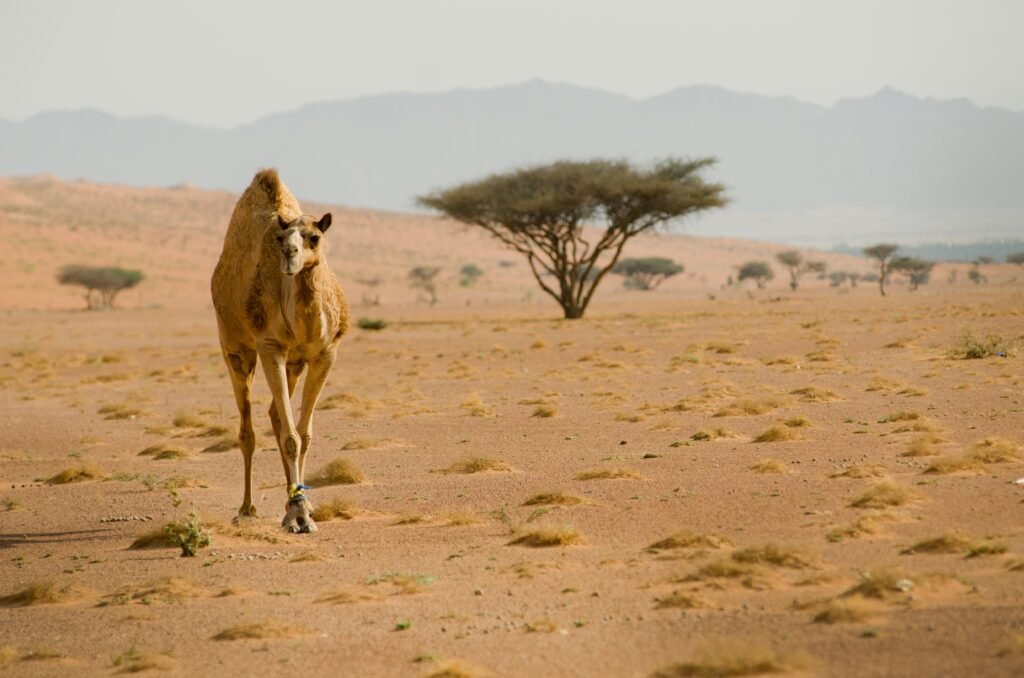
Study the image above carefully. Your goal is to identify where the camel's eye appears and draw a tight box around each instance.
[309,235,320,247]
[276,234,285,243]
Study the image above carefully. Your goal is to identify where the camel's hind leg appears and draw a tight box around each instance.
[224,346,258,519]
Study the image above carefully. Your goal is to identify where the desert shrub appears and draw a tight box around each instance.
[356,317,387,331]
[166,513,211,557]
[948,329,1015,359]
[612,257,684,291]
[409,266,441,305]
[459,264,484,287]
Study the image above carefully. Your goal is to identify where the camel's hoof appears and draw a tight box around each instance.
[234,505,258,524]
[281,500,317,534]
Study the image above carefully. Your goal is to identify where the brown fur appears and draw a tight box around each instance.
[211,169,348,531]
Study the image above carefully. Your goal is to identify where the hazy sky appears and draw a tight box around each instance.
[3,0,1022,127]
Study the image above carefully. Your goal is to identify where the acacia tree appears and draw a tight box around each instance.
[863,243,900,296]
[408,266,441,305]
[57,265,144,310]
[890,256,935,291]
[417,158,726,319]
[775,250,827,291]
[1008,251,1024,266]
[612,257,684,290]
[737,261,774,289]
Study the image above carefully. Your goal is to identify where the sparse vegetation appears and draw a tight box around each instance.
[752,427,801,444]
[357,317,388,331]
[47,462,104,484]
[523,491,589,506]
[775,250,826,291]
[0,581,87,607]
[166,513,210,557]
[849,480,921,509]
[650,638,809,677]
[310,496,359,522]
[409,266,441,305]
[212,621,310,641]
[442,456,511,474]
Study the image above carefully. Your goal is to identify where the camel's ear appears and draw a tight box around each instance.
[316,213,332,233]
[278,214,290,230]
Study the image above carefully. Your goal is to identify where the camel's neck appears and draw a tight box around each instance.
[277,265,326,344]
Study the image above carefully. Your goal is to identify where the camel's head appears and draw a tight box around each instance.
[276,213,332,276]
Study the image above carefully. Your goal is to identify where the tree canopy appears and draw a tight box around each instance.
[417,158,726,318]
[57,264,144,310]
[863,243,900,296]
[774,250,826,291]
[890,256,935,291]
[737,261,774,289]
[611,257,684,291]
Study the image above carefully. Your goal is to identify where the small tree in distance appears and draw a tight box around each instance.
[611,257,684,291]
[57,265,144,310]
[863,243,900,296]
[737,261,774,290]
[775,250,826,291]
[418,158,726,319]
[408,266,441,305]
[1008,251,1024,266]
[890,256,935,291]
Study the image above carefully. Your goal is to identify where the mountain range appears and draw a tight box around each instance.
[2,80,1021,246]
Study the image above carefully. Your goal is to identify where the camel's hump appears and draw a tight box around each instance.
[252,168,283,203]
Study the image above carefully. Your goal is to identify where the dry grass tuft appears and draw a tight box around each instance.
[423,660,490,678]
[970,437,1021,463]
[713,397,786,418]
[651,637,810,678]
[812,598,877,624]
[316,587,381,605]
[101,577,205,606]
[922,456,987,475]
[442,456,512,474]
[576,467,642,481]
[849,480,921,509]
[841,568,915,600]
[752,426,801,443]
[509,525,585,547]
[901,434,945,457]
[749,458,788,474]
[461,395,495,417]
[202,437,238,453]
[649,531,731,551]
[0,581,88,607]
[684,559,756,582]
[171,410,208,428]
[444,511,482,526]
[98,402,149,420]
[212,621,310,641]
[826,512,898,542]
[830,464,888,479]
[532,405,558,418]
[46,462,104,484]
[129,521,191,549]
[308,458,365,486]
[790,386,840,402]
[341,437,391,451]
[878,410,922,424]
[782,416,812,428]
[525,617,559,633]
[289,551,325,563]
[690,428,736,441]
[654,591,706,609]
[901,533,974,555]
[310,496,359,522]
[138,444,194,460]
[732,544,813,569]
[523,491,590,506]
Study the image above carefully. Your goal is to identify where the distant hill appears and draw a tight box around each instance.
[2,80,1022,246]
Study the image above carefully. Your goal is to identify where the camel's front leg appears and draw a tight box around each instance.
[257,342,313,533]
[296,348,337,486]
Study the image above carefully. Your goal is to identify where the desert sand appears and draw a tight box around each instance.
[1,177,1023,677]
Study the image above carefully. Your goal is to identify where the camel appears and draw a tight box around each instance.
[211,169,349,533]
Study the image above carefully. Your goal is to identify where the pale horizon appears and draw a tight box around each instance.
[3,0,1023,127]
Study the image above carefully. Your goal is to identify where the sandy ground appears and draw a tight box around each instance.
[1,178,1024,677]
